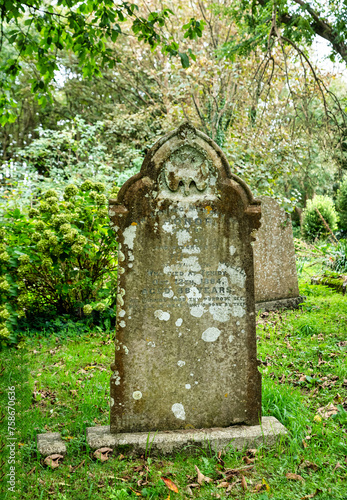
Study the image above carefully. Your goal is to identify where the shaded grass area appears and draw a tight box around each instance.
[0,270,347,499]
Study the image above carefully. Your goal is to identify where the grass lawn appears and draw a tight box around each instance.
[0,261,347,499]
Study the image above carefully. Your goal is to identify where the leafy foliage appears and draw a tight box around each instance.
[0,180,118,346]
[302,195,338,241]
[336,175,347,230]
[0,117,143,210]
[223,0,347,65]
[0,1,205,124]
[327,239,347,273]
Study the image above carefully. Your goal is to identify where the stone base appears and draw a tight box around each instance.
[256,296,305,312]
[86,416,287,456]
[37,432,67,457]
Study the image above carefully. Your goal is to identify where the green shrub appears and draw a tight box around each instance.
[301,195,338,241]
[0,181,118,347]
[336,176,347,230]
[326,239,347,273]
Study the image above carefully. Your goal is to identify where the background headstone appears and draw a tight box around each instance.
[108,123,262,433]
[253,196,301,310]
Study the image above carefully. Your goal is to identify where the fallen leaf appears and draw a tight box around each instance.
[334,393,343,404]
[302,439,308,448]
[286,472,304,481]
[226,481,238,492]
[217,450,225,467]
[334,462,342,471]
[246,449,257,458]
[224,465,254,478]
[133,465,143,472]
[253,483,266,492]
[299,460,318,472]
[195,465,213,485]
[187,483,200,488]
[301,490,322,499]
[93,447,113,462]
[185,486,193,497]
[241,475,247,491]
[211,494,220,499]
[317,403,338,419]
[217,481,229,488]
[161,477,179,493]
[44,454,64,469]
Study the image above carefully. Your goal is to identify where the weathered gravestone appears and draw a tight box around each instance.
[253,196,303,311]
[37,124,289,458]
[108,122,263,433]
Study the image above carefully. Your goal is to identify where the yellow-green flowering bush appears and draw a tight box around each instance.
[0,181,118,346]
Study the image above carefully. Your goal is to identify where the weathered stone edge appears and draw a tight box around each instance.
[86,416,287,456]
[37,432,67,457]
[256,296,305,312]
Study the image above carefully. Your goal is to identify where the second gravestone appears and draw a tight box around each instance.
[108,123,262,433]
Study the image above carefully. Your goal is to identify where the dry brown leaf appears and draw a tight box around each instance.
[299,460,318,472]
[217,481,229,488]
[161,477,179,493]
[286,472,304,481]
[241,475,247,491]
[226,481,238,492]
[185,486,193,497]
[133,465,143,472]
[93,447,113,462]
[317,403,338,419]
[247,449,257,457]
[195,465,213,485]
[253,483,266,492]
[301,489,322,499]
[302,439,308,448]
[225,465,254,477]
[334,462,342,471]
[187,483,200,488]
[44,454,64,469]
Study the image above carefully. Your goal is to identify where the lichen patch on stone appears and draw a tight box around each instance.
[171,403,186,420]
[123,225,137,250]
[154,310,170,321]
[201,327,221,342]
[190,305,205,318]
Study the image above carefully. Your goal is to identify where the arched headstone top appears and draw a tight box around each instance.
[111,122,261,231]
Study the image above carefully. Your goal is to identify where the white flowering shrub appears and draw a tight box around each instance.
[0,181,119,346]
